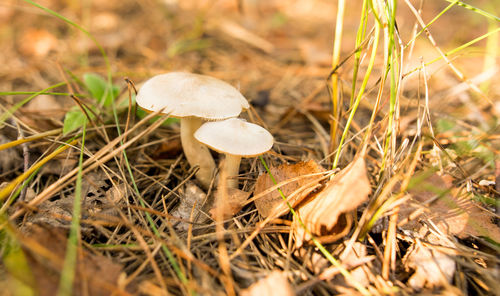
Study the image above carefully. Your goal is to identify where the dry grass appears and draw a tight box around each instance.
[0,0,499,295]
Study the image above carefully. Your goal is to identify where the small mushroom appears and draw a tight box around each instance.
[136,72,249,189]
[194,118,273,189]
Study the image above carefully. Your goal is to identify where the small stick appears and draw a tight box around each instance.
[11,118,29,202]
[382,206,399,280]
[123,77,138,143]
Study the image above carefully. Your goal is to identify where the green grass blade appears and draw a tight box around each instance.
[333,19,381,169]
[0,91,84,97]
[0,82,67,127]
[404,0,459,48]
[350,0,369,106]
[380,0,399,173]
[121,137,190,286]
[446,0,500,22]
[405,26,500,76]
[57,121,86,296]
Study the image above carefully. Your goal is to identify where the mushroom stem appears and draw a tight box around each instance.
[221,154,242,189]
[180,117,216,189]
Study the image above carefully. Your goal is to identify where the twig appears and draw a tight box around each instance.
[11,118,29,202]
[123,77,137,144]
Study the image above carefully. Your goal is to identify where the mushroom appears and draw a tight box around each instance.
[136,72,249,189]
[194,118,273,189]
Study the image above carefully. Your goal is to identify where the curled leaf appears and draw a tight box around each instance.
[254,160,325,218]
[293,158,371,246]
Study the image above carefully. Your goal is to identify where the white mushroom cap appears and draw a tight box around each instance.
[136,72,249,119]
[194,118,273,156]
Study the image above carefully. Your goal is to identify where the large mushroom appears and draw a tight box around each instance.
[136,72,249,189]
[194,118,273,189]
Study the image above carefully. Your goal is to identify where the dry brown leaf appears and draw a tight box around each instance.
[240,271,295,296]
[88,181,127,220]
[104,182,128,204]
[17,224,128,296]
[338,243,371,288]
[171,181,208,231]
[210,188,251,220]
[293,158,371,246]
[24,172,124,231]
[254,160,325,218]
[403,238,455,290]
[23,198,75,230]
[400,173,500,242]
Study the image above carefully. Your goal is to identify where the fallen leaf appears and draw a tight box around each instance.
[88,181,127,220]
[14,224,128,296]
[171,181,208,231]
[339,243,371,288]
[254,160,325,218]
[403,238,455,290]
[293,158,371,246]
[24,172,124,232]
[210,188,251,220]
[400,173,500,242]
[240,271,295,296]
[23,198,76,230]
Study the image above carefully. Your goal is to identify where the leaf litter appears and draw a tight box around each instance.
[293,157,371,247]
[0,0,499,295]
[401,173,500,242]
[253,160,326,218]
[10,224,128,296]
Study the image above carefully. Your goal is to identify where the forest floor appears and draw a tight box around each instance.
[0,0,499,295]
